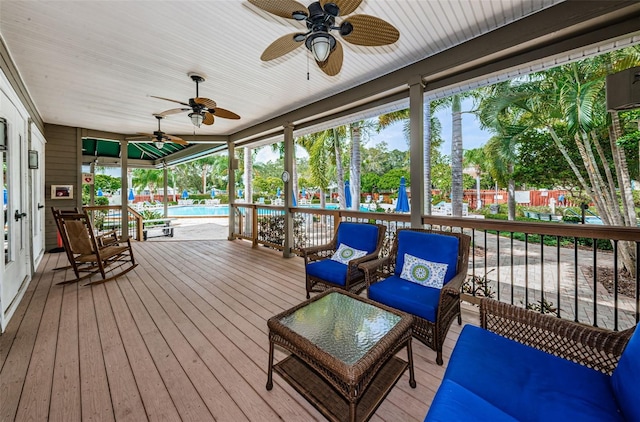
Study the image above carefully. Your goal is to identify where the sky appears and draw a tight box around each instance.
[254,97,493,163]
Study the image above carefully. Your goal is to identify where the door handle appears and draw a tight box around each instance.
[38,203,45,209]
[14,210,27,221]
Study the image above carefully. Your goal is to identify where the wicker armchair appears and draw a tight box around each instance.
[301,222,386,299]
[360,229,470,365]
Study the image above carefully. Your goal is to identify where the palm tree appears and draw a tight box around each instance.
[131,168,163,201]
[298,131,332,208]
[477,46,640,275]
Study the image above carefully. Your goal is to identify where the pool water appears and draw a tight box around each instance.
[167,204,373,217]
[168,205,230,216]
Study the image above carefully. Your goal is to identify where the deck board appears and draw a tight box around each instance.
[0,239,479,421]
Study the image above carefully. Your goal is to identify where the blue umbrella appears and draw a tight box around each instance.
[292,189,297,207]
[97,188,103,197]
[210,188,216,198]
[395,177,410,212]
[344,180,352,208]
[301,187,306,198]
[128,188,135,201]
[276,187,281,198]
[3,188,7,204]
[238,189,243,198]
[182,189,189,199]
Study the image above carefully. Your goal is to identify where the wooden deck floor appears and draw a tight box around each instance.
[0,239,479,422]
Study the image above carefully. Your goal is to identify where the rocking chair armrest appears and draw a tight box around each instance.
[97,230,119,247]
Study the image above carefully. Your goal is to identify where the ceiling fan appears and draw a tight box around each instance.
[152,73,241,127]
[126,114,187,150]
[248,0,399,76]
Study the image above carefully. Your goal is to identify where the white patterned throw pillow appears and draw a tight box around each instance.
[400,253,449,288]
[330,243,367,265]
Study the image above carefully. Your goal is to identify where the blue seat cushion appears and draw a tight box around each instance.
[368,275,441,322]
[612,326,640,421]
[306,259,348,286]
[336,222,380,254]
[424,379,518,422]
[395,231,459,284]
[444,325,623,422]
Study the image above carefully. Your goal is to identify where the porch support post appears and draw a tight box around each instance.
[227,141,236,241]
[163,162,168,218]
[283,123,294,258]
[89,161,95,206]
[120,139,129,241]
[409,75,425,228]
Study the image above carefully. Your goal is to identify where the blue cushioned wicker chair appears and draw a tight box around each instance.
[301,222,386,299]
[360,229,471,365]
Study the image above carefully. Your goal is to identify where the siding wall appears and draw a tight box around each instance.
[44,124,82,250]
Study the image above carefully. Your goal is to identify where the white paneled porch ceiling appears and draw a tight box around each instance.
[0,0,623,145]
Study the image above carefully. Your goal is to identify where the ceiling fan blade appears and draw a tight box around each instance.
[341,15,399,46]
[320,0,361,16]
[248,0,307,19]
[212,107,241,120]
[261,33,304,61]
[318,39,343,76]
[165,135,188,145]
[158,108,190,117]
[193,97,217,109]
[202,112,215,126]
[150,95,190,107]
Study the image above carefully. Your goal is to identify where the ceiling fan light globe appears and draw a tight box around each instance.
[292,10,308,20]
[189,112,204,127]
[154,140,165,149]
[310,33,331,62]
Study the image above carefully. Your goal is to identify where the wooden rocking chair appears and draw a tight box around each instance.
[52,207,137,285]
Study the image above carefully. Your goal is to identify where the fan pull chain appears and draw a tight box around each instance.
[307,51,310,81]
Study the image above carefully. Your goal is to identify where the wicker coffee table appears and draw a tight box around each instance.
[266,289,415,422]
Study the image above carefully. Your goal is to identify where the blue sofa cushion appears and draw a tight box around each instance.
[425,379,518,422]
[336,222,380,254]
[306,259,348,286]
[368,275,441,322]
[394,231,459,284]
[612,326,640,421]
[444,325,623,422]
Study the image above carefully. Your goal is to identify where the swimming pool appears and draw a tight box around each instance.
[168,205,230,216]
[167,204,373,217]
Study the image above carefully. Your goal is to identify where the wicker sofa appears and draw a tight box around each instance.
[425,298,639,421]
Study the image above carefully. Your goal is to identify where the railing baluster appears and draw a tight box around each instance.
[510,233,514,305]
[613,240,618,331]
[593,239,598,328]
[540,234,545,314]
[556,236,561,318]
[574,237,579,323]
[525,233,529,308]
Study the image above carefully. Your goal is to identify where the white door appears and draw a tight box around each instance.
[1,83,30,331]
[30,124,46,269]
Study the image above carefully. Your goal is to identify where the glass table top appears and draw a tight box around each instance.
[279,292,402,365]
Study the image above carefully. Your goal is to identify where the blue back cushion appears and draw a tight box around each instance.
[612,326,640,421]
[336,223,379,254]
[395,231,459,283]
